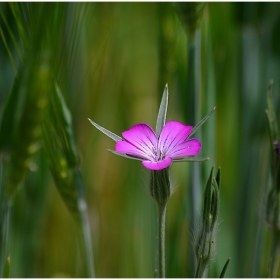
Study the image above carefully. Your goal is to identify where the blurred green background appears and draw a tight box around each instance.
[1,2,280,278]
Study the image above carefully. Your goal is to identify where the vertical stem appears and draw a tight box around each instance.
[75,168,95,278]
[187,28,202,273]
[193,28,202,216]
[268,230,280,277]
[80,208,95,278]
[157,202,167,278]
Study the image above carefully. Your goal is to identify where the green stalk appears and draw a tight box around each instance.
[157,202,167,278]
[268,230,280,277]
[187,27,202,272]
[75,168,95,278]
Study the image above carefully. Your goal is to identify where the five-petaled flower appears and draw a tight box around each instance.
[88,85,211,171]
[115,121,201,170]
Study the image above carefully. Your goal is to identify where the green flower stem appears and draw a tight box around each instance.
[268,230,280,277]
[157,202,167,278]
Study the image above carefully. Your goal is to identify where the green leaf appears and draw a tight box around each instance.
[188,106,216,138]
[2,255,10,278]
[88,119,123,142]
[173,156,209,162]
[219,258,230,278]
[155,84,169,137]
[108,150,144,161]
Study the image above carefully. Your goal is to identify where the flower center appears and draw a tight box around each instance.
[154,144,166,162]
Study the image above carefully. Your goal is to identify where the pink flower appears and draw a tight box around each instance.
[115,121,201,170]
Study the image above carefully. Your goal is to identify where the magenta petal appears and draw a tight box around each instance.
[158,121,192,155]
[142,157,172,170]
[115,140,151,160]
[167,139,202,157]
[122,124,157,159]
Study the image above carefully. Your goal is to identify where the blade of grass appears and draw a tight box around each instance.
[0,6,23,61]
[0,27,17,74]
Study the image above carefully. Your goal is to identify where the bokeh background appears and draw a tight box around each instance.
[1,2,280,278]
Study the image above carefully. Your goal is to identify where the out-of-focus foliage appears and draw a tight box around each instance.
[0,2,280,277]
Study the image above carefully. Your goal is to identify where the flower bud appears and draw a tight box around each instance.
[150,168,172,204]
[195,167,220,276]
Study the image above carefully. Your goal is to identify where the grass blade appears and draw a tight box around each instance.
[0,27,17,74]
[0,6,23,61]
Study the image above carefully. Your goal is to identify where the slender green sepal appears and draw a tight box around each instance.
[155,84,169,137]
[188,107,216,139]
[2,256,10,278]
[108,150,144,161]
[88,119,122,142]
[219,258,230,278]
[173,157,209,162]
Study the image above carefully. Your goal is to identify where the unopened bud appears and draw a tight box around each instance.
[195,167,220,275]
